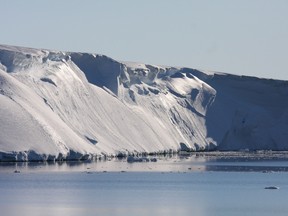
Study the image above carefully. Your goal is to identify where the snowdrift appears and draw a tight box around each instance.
[1,44,288,161]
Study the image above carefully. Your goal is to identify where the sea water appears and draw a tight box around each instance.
[0,154,288,216]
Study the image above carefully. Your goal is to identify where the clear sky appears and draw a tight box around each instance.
[1,0,288,80]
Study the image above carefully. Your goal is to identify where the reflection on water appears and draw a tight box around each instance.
[1,151,288,173]
[1,152,288,216]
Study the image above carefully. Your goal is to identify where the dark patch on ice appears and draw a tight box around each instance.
[43,98,54,111]
[0,152,17,162]
[85,136,98,145]
[136,86,149,95]
[40,77,57,87]
[148,87,160,95]
[66,150,90,161]
[180,142,191,152]
[122,82,130,88]
[0,50,16,72]
[170,72,185,78]
[70,53,121,95]
[184,100,205,117]
[186,72,195,79]
[129,89,136,102]
[167,87,186,98]
[190,88,199,101]
[27,150,47,162]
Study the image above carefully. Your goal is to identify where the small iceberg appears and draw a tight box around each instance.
[264,186,279,190]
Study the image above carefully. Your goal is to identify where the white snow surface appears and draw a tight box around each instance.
[1,44,288,161]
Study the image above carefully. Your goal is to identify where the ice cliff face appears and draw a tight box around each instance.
[1,44,288,161]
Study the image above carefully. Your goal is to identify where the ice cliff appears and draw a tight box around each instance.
[1,44,288,161]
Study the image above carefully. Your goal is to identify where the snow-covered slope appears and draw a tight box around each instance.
[1,44,288,161]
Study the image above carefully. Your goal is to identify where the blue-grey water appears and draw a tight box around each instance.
[1,153,288,216]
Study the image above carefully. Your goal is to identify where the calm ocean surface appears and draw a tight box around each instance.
[1,153,288,216]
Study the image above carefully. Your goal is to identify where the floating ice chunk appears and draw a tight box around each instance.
[264,186,279,190]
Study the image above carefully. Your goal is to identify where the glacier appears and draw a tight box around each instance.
[0,44,288,161]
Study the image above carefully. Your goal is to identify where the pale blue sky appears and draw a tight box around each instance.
[1,0,288,80]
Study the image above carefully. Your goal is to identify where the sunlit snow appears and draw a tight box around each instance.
[1,44,288,161]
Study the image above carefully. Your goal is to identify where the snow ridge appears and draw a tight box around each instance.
[1,44,288,161]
